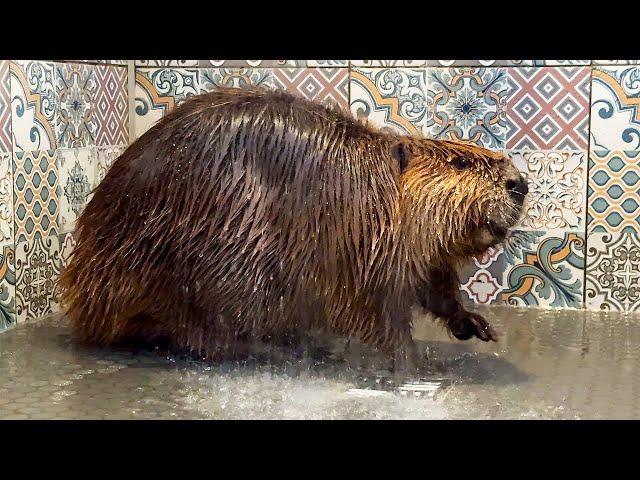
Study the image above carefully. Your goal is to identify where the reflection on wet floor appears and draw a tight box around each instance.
[1,305,640,419]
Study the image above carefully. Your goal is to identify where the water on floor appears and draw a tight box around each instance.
[1,305,639,419]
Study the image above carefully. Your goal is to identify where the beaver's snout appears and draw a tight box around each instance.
[506,174,529,203]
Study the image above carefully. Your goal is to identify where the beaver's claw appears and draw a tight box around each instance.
[448,310,499,342]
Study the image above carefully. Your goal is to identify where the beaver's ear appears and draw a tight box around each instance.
[390,140,410,173]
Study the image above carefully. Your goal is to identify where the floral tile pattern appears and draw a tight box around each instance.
[9,61,57,152]
[0,61,11,152]
[533,60,592,66]
[587,150,640,235]
[349,68,430,136]
[585,231,640,312]
[56,148,97,234]
[59,231,76,270]
[14,234,62,322]
[590,66,640,150]
[0,242,15,329]
[350,60,429,67]
[55,63,97,148]
[460,230,586,309]
[506,67,591,150]
[95,145,125,185]
[508,150,587,231]
[0,152,13,245]
[94,65,129,146]
[135,60,198,67]
[12,150,59,244]
[434,60,532,66]
[199,68,273,92]
[272,68,349,109]
[134,68,199,139]
[427,67,508,149]
[593,60,640,65]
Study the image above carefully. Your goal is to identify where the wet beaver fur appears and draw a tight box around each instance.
[59,86,528,367]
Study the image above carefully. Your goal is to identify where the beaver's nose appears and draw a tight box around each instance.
[506,175,529,197]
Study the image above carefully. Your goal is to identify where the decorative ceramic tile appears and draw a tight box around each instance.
[427,67,508,149]
[350,60,429,67]
[134,68,199,139]
[306,61,349,67]
[55,63,97,148]
[434,60,532,66]
[56,148,97,234]
[0,242,16,329]
[136,60,198,66]
[506,67,591,150]
[272,68,349,109]
[9,61,57,152]
[587,150,640,235]
[70,60,128,65]
[12,150,60,244]
[585,231,640,312]
[0,152,13,245]
[96,145,125,185]
[197,60,347,67]
[593,60,640,65]
[590,66,640,150]
[59,231,76,270]
[14,234,62,322]
[349,68,431,136]
[532,60,592,66]
[199,68,274,92]
[0,61,11,152]
[509,150,587,231]
[460,230,585,309]
[94,65,129,146]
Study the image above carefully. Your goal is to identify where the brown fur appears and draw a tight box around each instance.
[58,86,527,361]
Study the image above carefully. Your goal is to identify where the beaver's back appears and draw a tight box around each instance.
[59,86,404,352]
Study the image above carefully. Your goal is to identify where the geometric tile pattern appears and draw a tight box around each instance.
[506,67,591,150]
[590,66,640,150]
[587,150,640,235]
[508,150,587,231]
[272,68,349,109]
[196,60,348,67]
[427,67,508,149]
[585,231,640,312]
[56,148,97,234]
[14,234,63,323]
[55,63,97,148]
[460,230,586,309]
[94,65,129,146]
[0,60,11,152]
[12,150,59,244]
[9,61,57,152]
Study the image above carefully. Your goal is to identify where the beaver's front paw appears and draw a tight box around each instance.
[447,310,499,342]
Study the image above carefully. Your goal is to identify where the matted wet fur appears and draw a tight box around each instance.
[59,86,528,368]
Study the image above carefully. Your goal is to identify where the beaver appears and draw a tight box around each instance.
[58,86,528,367]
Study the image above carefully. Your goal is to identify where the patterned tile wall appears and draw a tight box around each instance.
[3,59,640,332]
[345,60,640,313]
[0,59,129,330]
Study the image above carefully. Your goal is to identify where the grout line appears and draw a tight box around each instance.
[128,60,135,143]
[583,66,594,309]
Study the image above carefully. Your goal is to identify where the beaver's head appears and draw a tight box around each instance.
[393,137,528,259]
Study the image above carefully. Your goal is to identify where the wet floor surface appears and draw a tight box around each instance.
[1,305,640,419]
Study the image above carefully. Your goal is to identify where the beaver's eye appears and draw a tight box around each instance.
[453,157,471,170]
